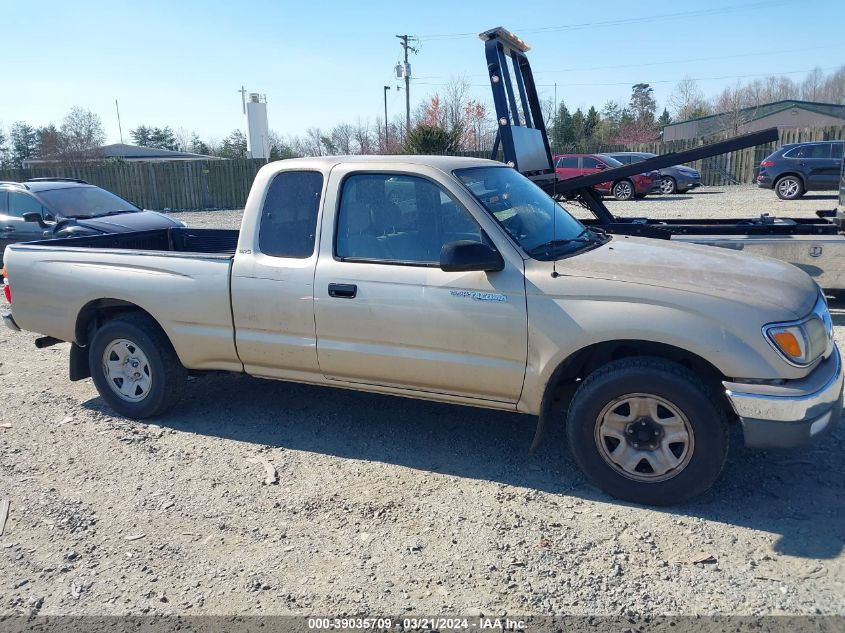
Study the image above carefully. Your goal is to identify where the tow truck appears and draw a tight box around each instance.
[480,27,845,290]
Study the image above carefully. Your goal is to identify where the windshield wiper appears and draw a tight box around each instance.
[528,228,605,255]
[97,209,140,216]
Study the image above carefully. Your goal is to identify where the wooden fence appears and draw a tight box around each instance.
[1,126,842,211]
[0,159,269,212]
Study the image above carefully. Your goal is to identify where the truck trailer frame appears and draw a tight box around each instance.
[480,27,845,289]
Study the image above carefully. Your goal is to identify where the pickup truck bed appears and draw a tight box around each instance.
[29,228,240,256]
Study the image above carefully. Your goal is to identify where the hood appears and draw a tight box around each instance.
[63,210,182,234]
[553,235,817,318]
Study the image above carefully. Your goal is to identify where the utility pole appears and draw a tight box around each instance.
[383,85,391,151]
[238,86,248,114]
[395,35,417,135]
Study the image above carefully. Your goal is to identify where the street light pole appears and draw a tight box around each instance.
[383,85,391,152]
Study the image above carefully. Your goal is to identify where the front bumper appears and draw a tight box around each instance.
[675,173,701,190]
[723,346,843,448]
[2,311,20,332]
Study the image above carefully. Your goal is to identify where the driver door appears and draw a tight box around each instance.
[313,167,528,403]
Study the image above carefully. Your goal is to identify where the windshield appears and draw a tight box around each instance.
[38,186,140,218]
[454,166,604,259]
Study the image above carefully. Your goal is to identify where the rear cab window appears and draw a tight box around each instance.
[258,171,324,258]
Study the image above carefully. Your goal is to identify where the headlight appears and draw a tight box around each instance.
[764,294,833,366]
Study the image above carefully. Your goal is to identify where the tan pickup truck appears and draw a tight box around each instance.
[2,156,842,504]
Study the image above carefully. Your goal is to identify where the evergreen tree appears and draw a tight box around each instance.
[130,125,152,146]
[9,121,39,167]
[219,130,248,158]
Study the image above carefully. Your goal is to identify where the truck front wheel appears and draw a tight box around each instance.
[89,313,187,419]
[566,357,728,505]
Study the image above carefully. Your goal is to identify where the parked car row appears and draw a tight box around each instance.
[552,139,845,202]
[553,153,701,201]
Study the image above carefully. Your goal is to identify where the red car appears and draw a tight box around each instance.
[553,154,658,201]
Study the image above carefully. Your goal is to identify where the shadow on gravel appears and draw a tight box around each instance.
[82,362,845,559]
[632,196,693,203]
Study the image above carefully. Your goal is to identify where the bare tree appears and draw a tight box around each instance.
[301,128,325,156]
[801,66,825,101]
[442,76,471,132]
[329,123,354,155]
[820,66,845,104]
[352,118,374,154]
[667,77,711,121]
[713,84,756,137]
[173,127,194,152]
[59,107,106,158]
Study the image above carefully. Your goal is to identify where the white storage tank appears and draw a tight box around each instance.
[245,93,270,160]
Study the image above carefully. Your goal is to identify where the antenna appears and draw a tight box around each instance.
[115,99,124,144]
[552,176,558,278]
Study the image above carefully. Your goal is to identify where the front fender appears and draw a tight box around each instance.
[518,287,797,415]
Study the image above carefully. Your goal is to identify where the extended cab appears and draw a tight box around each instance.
[2,156,842,505]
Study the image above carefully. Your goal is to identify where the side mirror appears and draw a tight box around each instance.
[595,163,607,170]
[22,212,46,226]
[440,240,504,273]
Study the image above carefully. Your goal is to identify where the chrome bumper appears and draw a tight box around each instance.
[2,311,20,332]
[723,346,843,448]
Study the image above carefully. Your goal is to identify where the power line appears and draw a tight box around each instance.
[412,66,842,90]
[413,45,837,81]
[418,0,790,40]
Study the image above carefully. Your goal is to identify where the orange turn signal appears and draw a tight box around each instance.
[771,331,802,358]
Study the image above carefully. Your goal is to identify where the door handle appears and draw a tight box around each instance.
[2,226,14,232]
[328,283,357,299]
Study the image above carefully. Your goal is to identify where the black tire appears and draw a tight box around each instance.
[89,313,187,419]
[612,180,635,201]
[565,356,728,505]
[659,177,677,195]
[775,175,805,200]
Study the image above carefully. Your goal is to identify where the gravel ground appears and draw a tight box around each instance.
[1,185,843,618]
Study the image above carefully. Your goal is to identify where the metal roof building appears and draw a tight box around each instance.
[23,143,221,167]
[661,100,845,141]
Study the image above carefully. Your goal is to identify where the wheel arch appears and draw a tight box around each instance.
[75,298,159,346]
[531,338,734,450]
[774,171,806,187]
[70,299,180,382]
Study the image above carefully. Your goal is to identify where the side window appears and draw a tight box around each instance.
[834,142,845,159]
[612,156,630,164]
[336,174,484,264]
[793,144,830,159]
[8,192,44,218]
[258,171,323,258]
[582,157,601,169]
[0,191,7,214]
[557,157,578,168]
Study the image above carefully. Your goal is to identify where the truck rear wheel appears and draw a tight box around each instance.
[565,357,728,505]
[89,313,186,419]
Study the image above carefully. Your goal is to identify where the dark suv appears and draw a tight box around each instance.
[0,178,183,262]
[757,141,844,200]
